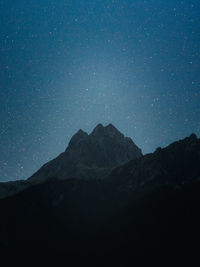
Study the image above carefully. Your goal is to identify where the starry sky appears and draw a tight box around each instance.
[0,0,200,181]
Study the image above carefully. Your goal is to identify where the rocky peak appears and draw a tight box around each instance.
[68,129,88,149]
[104,123,124,138]
[90,123,105,136]
[91,123,123,138]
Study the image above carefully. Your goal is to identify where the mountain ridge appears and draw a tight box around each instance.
[0,129,199,200]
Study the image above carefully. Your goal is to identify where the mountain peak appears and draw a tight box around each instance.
[91,123,104,135]
[106,123,115,129]
[188,133,198,141]
[105,123,124,137]
[91,123,123,138]
[68,129,88,148]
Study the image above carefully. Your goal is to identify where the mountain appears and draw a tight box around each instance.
[0,131,200,265]
[29,123,142,182]
[0,123,142,199]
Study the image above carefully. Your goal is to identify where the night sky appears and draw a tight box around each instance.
[0,0,200,181]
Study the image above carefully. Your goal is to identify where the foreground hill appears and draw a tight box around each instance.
[0,132,199,265]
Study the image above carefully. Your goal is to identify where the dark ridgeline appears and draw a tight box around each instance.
[0,125,200,266]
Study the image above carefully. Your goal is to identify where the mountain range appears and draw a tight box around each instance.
[0,124,200,266]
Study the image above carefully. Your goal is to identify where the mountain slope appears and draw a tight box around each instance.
[108,133,200,191]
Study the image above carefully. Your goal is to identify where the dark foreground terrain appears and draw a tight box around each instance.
[0,131,200,266]
[1,178,200,266]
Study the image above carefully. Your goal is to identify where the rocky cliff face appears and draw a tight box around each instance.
[29,123,142,182]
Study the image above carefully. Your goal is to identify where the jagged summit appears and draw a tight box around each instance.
[91,123,123,138]
[68,123,120,142]
[29,123,142,182]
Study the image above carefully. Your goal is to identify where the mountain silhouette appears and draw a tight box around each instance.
[29,123,142,182]
[0,126,200,265]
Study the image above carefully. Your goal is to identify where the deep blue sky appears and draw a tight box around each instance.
[0,0,200,181]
